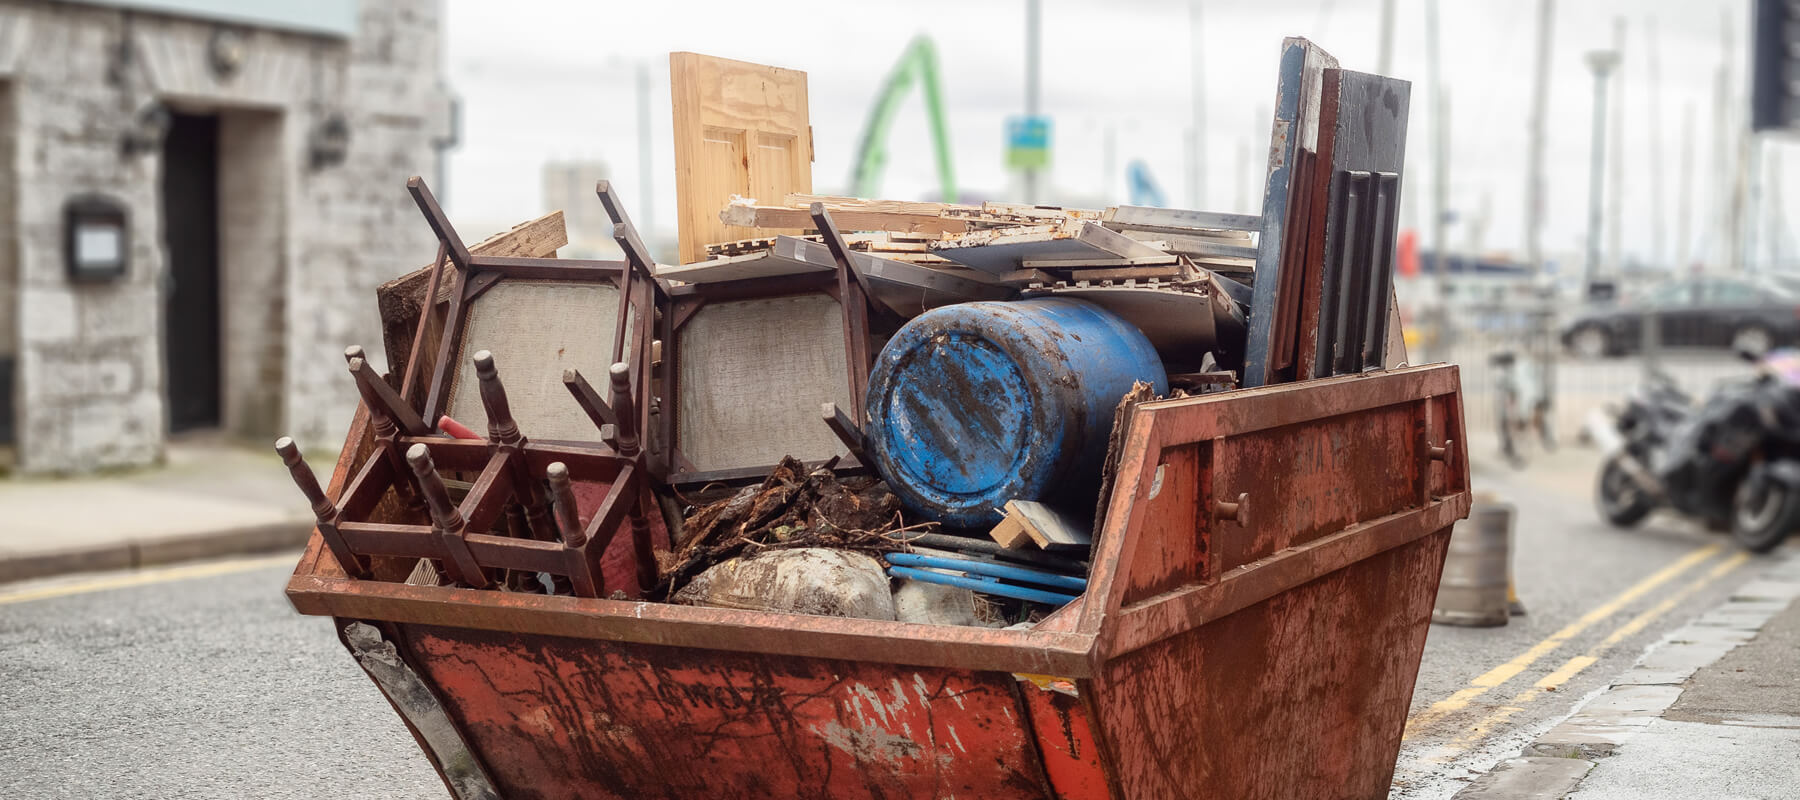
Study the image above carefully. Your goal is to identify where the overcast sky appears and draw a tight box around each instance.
[442,0,1797,274]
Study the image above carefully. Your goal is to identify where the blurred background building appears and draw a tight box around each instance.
[0,0,452,474]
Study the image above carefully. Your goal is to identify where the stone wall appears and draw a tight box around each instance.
[0,1,447,473]
[0,78,16,419]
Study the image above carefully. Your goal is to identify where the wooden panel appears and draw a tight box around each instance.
[671,53,812,264]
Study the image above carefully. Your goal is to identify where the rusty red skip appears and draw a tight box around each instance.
[288,363,1469,799]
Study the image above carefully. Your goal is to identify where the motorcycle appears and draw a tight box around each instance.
[1589,349,1800,552]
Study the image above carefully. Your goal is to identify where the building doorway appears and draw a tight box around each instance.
[161,111,221,432]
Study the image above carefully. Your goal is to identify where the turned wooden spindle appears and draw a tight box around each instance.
[472,350,522,445]
[345,351,428,514]
[547,462,587,549]
[407,443,463,534]
[275,436,368,578]
[471,350,560,548]
[406,443,489,589]
[347,354,398,439]
[608,362,640,459]
[277,436,333,520]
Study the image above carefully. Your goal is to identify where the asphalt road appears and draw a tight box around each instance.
[0,556,444,799]
[0,444,1790,799]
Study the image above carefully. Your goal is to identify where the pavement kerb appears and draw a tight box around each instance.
[1451,553,1800,800]
[0,521,312,585]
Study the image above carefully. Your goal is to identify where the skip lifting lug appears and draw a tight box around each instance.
[1213,493,1250,528]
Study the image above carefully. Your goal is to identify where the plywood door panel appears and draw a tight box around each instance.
[671,52,813,264]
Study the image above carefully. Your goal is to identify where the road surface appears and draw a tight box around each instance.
[0,445,1787,798]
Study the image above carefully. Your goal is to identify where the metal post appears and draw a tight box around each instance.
[635,62,654,252]
[1023,0,1041,204]
[1376,0,1397,76]
[1583,49,1619,299]
[1647,17,1667,270]
[1189,0,1206,209]
[1424,0,1450,362]
[1606,19,1626,278]
[1523,0,1553,281]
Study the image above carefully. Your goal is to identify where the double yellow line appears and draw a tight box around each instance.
[1404,541,1746,750]
[0,554,295,606]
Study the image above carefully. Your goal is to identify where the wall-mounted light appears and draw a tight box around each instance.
[120,101,170,157]
[309,111,350,170]
[64,195,130,283]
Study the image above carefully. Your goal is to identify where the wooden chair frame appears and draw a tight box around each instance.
[656,206,878,487]
[281,350,660,599]
[401,178,669,472]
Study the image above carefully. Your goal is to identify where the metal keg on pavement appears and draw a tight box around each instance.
[1432,491,1514,626]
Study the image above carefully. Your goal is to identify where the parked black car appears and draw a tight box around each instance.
[1560,276,1800,358]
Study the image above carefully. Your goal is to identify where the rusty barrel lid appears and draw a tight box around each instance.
[864,297,1167,527]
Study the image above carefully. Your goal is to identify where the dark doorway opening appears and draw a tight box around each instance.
[161,111,221,433]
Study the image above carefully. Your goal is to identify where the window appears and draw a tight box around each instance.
[1643,281,1695,307]
[1701,280,1761,305]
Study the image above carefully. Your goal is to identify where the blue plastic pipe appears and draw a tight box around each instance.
[885,552,1087,591]
[887,566,1079,607]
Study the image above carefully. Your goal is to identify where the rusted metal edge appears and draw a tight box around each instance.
[1079,412,1161,634]
[286,577,1098,676]
[1078,363,1463,633]
[1137,363,1460,437]
[1094,496,1468,660]
[342,621,499,800]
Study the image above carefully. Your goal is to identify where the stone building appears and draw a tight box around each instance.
[0,0,452,474]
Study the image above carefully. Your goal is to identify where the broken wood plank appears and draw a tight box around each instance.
[1005,499,1093,552]
[975,201,1103,221]
[719,202,971,235]
[1103,205,1262,232]
[1021,255,1179,270]
[932,220,1167,274]
[783,194,973,216]
[672,52,813,264]
[987,513,1034,550]
[994,269,1061,286]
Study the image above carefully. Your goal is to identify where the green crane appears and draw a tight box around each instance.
[848,35,957,201]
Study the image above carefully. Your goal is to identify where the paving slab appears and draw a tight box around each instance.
[1564,718,1800,799]
[1450,757,1593,800]
[0,440,319,583]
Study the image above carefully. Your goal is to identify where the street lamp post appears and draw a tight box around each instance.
[1583,49,1620,300]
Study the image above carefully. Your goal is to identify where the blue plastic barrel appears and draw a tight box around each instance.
[864,297,1168,528]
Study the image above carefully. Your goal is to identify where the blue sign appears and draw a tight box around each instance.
[1006,116,1052,170]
